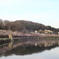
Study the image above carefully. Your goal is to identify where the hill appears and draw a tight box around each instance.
[0,19,59,33]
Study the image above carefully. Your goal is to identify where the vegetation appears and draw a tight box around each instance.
[0,19,59,33]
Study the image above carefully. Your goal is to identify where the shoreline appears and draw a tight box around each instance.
[0,29,59,37]
[0,30,59,43]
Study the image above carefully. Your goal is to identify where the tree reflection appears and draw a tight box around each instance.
[0,41,58,57]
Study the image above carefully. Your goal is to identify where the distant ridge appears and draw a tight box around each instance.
[0,19,59,33]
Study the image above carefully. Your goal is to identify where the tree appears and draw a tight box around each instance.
[4,20,12,30]
[0,19,4,29]
[10,22,25,31]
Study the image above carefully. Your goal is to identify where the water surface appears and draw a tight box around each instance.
[0,39,59,59]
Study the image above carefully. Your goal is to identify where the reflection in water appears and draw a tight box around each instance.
[4,44,58,56]
[0,39,59,57]
[8,40,13,48]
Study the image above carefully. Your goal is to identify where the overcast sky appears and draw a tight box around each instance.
[0,0,59,28]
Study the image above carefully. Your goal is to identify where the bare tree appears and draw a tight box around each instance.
[4,20,12,30]
[0,19,4,29]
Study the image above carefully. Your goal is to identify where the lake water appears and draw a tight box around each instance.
[0,47,59,59]
[0,39,59,59]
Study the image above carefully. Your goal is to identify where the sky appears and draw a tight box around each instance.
[0,0,59,28]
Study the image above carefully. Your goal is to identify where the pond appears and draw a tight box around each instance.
[0,38,59,59]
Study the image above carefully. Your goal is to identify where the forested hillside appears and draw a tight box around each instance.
[0,19,59,33]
